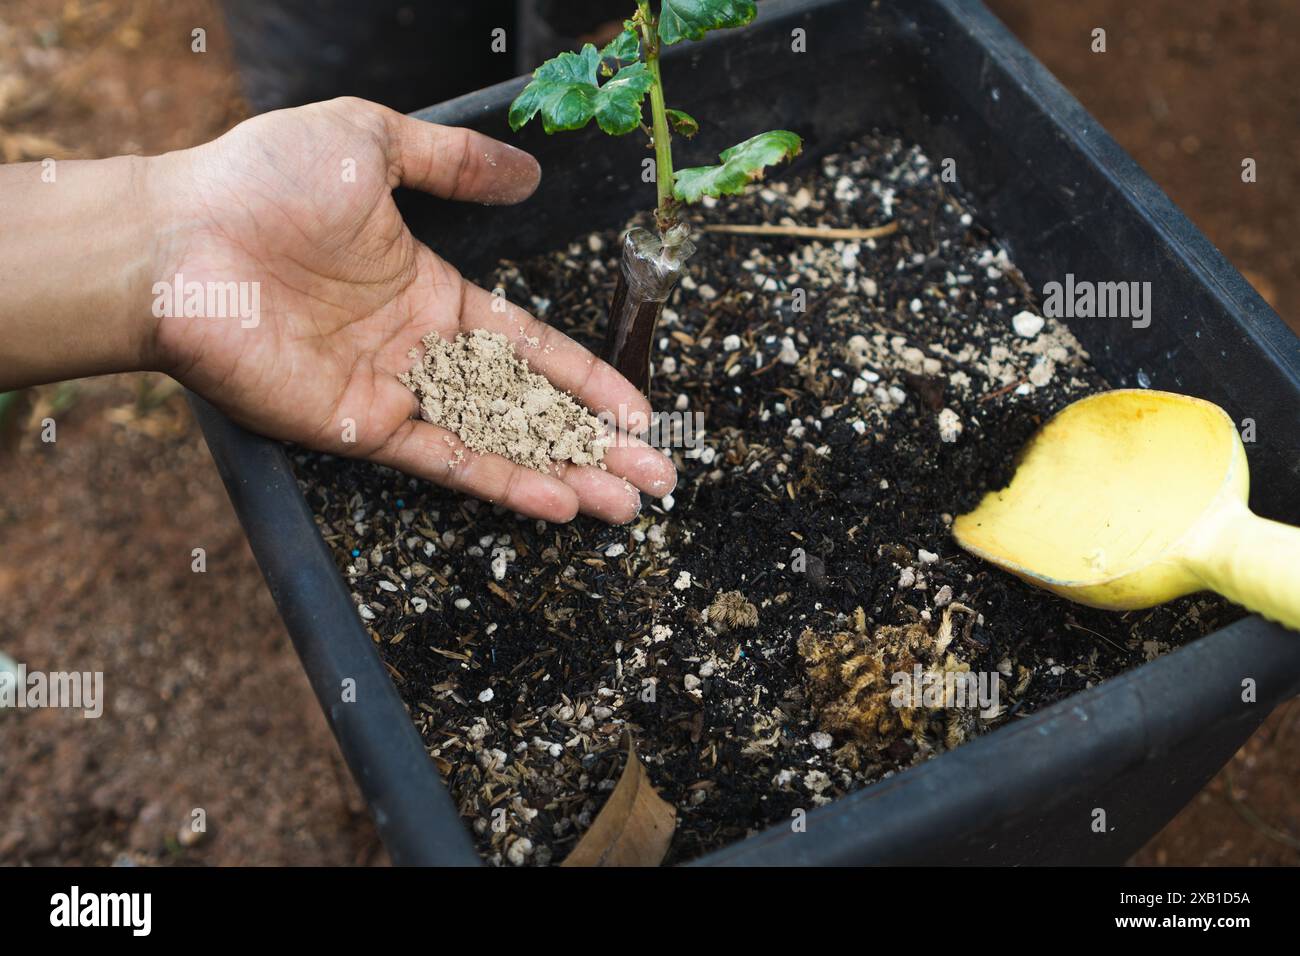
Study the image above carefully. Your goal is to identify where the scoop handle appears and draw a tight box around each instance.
[1192,503,1300,631]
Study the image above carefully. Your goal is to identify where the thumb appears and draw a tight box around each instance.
[380,105,541,205]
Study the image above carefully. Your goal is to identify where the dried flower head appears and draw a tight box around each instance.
[707,590,759,632]
[797,621,979,769]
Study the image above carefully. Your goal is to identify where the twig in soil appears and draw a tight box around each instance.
[1065,620,1128,655]
[1003,263,1038,305]
[1005,695,1032,720]
[1223,767,1300,851]
[700,222,900,241]
[978,377,1030,403]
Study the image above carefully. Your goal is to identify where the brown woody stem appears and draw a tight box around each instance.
[603,226,695,396]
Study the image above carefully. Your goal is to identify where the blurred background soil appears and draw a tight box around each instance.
[0,0,1295,866]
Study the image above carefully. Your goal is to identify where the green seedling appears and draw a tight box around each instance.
[508,1,803,393]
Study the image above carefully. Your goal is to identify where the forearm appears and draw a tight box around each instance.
[0,155,166,389]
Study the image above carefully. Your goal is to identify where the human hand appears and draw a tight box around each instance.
[147,97,673,523]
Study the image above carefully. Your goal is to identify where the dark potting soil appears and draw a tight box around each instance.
[291,132,1239,866]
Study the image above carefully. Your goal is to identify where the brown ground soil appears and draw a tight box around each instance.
[0,0,1295,866]
[988,0,1300,333]
[0,0,380,866]
[0,379,382,865]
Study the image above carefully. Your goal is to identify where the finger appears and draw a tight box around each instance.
[556,464,644,525]
[382,108,541,205]
[458,280,654,434]
[600,437,677,499]
[369,419,579,522]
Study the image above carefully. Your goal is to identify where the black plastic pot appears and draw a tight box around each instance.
[218,0,518,114]
[193,0,1300,865]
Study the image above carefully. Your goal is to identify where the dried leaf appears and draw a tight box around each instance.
[934,607,955,656]
[487,581,516,606]
[561,736,675,867]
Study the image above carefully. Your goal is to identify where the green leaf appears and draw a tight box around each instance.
[508,46,599,133]
[665,108,699,138]
[673,130,803,203]
[600,21,640,63]
[593,62,655,134]
[509,45,653,136]
[658,0,757,45]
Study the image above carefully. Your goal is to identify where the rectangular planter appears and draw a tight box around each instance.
[192,0,1300,865]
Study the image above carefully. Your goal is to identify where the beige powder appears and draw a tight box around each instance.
[400,330,610,473]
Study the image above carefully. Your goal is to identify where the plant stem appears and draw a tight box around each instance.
[603,3,693,398]
[646,59,674,219]
[637,1,676,230]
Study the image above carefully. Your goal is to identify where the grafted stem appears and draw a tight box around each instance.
[604,226,695,395]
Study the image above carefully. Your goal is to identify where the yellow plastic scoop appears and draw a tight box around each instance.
[953,389,1300,630]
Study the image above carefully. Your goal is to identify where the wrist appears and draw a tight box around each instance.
[0,153,175,389]
[135,149,197,376]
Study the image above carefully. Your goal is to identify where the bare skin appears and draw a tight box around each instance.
[0,97,674,523]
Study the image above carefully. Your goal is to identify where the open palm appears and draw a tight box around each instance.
[152,97,672,523]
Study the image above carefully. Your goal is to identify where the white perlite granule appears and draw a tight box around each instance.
[400,330,611,473]
[937,407,963,443]
[1012,310,1045,339]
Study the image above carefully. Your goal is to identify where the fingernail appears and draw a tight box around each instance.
[481,142,541,205]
